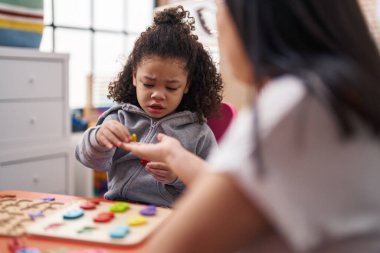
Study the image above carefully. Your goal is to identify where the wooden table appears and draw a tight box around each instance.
[0,190,155,253]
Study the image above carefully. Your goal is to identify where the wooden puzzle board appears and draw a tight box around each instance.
[26,200,172,246]
[0,196,68,236]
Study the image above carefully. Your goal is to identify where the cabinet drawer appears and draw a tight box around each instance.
[0,101,66,144]
[0,154,67,194]
[0,58,63,99]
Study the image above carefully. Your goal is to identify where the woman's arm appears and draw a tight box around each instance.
[123,133,271,251]
[147,171,271,253]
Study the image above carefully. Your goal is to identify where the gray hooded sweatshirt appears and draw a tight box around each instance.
[75,103,217,207]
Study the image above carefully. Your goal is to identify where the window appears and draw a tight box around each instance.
[41,0,154,109]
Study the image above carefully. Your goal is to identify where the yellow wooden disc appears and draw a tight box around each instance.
[131,133,137,142]
[127,214,147,226]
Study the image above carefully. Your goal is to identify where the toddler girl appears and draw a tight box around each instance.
[76,6,223,207]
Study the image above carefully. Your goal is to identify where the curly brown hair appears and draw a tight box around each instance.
[108,5,223,123]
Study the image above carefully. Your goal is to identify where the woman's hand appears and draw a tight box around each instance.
[144,161,178,184]
[122,133,208,185]
[96,120,131,149]
[121,133,182,164]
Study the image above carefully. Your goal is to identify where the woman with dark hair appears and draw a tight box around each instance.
[123,0,380,252]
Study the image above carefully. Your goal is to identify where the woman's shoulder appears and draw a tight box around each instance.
[255,75,312,134]
[259,75,308,115]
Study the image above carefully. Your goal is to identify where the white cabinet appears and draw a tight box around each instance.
[0,47,73,194]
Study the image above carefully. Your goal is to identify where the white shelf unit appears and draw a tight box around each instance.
[0,46,73,195]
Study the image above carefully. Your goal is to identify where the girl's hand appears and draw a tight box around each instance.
[96,120,131,149]
[144,161,178,184]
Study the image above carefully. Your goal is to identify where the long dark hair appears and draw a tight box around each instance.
[225,0,380,137]
[108,6,223,123]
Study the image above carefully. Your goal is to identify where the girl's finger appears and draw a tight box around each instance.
[147,169,168,177]
[109,123,131,143]
[153,175,167,183]
[98,134,114,149]
[102,128,122,147]
[146,162,168,171]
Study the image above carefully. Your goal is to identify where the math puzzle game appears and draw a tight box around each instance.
[0,195,68,236]
[26,199,172,245]
[0,194,171,246]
